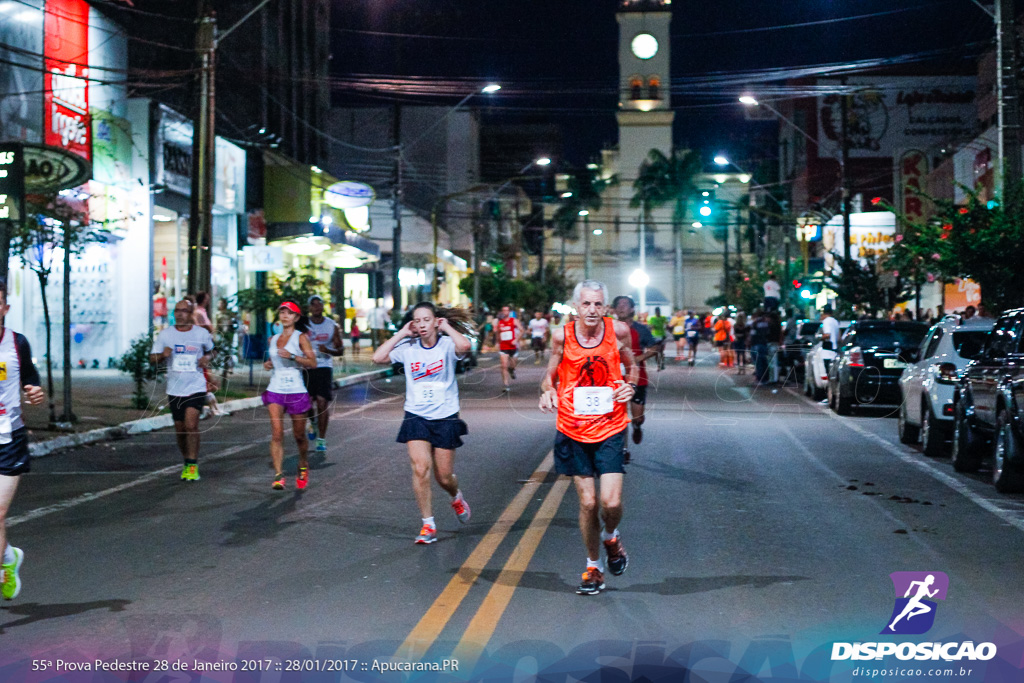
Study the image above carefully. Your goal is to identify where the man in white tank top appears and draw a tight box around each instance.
[304,295,344,452]
[0,282,46,602]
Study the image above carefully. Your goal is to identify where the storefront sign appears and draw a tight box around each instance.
[898,150,929,224]
[44,0,91,161]
[155,106,193,196]
[819,77,975,158]
[92,110,133,187]
[0,143,25,221]
[215,137,245,212]
[822,211,896,269]
[243,245,284,272]
[324,181,374,209]
[945,278,981,311]
[23,142,92,192]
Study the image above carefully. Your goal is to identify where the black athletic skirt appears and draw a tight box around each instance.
[396,412,468,449]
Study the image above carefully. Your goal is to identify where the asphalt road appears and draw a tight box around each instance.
[2,349,1023,682]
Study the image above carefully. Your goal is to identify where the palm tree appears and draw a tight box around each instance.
[630,149,702,309]
[553,166,617,276]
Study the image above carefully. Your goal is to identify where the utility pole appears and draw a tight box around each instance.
[997,0,1023,195]
[188,7,216,295]
[392,106,403,314]
[583,212,592,279]
[840,77,852,264]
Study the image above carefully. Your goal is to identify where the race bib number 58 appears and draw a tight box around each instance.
[573,386,613,416]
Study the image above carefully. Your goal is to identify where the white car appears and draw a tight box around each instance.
[898,315,993,456]
[803,322,850,400]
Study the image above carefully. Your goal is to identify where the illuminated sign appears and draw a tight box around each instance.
[43,0,92,161]
[0,143,25,222]
[23,143,92,192]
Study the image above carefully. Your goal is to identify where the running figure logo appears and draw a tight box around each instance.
[881,571,949,635]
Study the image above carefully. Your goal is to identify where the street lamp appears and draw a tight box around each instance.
[535,157,552,166]
[481,83,502,94]
[714,155,729,166]
[629,268,650,312]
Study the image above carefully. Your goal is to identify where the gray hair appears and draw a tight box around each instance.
[572,280,609,305]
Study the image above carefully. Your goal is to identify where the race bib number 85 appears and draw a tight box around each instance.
[573,386,613,416]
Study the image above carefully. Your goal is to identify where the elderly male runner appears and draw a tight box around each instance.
[539,280,638,595]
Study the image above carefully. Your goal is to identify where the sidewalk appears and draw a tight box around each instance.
[23,351,385,445]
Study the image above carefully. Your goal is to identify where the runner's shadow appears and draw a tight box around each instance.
[471,568,577,593]
[617,574,810,595]
[219,495,300,547]
[628,460,750,492]
[0,599,131,634]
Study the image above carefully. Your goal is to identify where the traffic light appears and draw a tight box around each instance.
[792,279,802,289]
[698,188,715,217]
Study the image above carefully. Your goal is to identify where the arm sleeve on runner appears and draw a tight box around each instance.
[15,333,41,387]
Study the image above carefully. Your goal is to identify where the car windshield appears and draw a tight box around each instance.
[798,322,821,336]
[953,331,989,360]
[855,328,928,349]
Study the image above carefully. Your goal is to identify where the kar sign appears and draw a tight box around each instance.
[44,0,91,162]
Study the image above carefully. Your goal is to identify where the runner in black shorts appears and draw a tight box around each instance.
[304,296,344,453]
[0,281,46,601]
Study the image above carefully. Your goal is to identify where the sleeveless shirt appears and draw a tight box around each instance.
[556,318,629,443]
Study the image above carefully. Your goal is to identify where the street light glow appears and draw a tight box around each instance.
[561,192,573,198]
[628,269,650,289]
[593,229,603,235]
[692,222,703,228]
[535,157,552,166]
[714,155,729,166]
[699,206,712,217]
[482,84,502,93]
[578,210,589,216]
[739,95,758,106]
[702,191,710,197]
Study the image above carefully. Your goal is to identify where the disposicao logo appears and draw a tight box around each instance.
[831,571,997,662]
[882,571,948,635]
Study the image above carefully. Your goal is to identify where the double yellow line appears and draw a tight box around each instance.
[395,450,571,668]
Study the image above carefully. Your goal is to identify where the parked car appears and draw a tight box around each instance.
[827,320,929,414]
[779,320,821,383]
[803,322,851,400]
[898,315,993,456]
[951,308,1024,492]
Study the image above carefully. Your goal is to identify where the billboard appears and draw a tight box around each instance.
[44,0,91,161]
[819,77,976,158]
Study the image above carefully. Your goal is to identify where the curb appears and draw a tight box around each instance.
[28,367,394,458]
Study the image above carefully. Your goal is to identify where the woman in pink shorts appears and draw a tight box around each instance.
[262,301,317,490]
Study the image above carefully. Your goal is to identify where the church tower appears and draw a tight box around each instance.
[616,0,674,177]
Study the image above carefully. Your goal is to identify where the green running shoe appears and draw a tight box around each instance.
[2,546,24,600]
[181,463,200,481]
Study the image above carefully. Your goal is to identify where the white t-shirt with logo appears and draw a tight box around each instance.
[389,336,463,420]
[528,318,550,339]
[763,279,781,299]
[306,317,340,369]
[152,326,215,397]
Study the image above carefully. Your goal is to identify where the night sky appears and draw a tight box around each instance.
[330,0,992,166]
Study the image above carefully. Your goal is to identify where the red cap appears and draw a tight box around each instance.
[278,301,301,315]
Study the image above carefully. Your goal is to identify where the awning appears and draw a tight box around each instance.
[267,222,381,259]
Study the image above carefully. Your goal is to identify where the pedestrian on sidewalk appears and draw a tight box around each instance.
[372,302,474,544]
[350,321,362,355]
[732,312,749,374]
[749,309,770,383]
[0,280,46,602]
[263,301,318,491]
[303,295,344,454]
[540,280,637,596]
[150,299,216,481]
[766,311,783,385]
[763,275,781,312]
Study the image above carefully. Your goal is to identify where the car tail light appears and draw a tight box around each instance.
[942,403,954,416]
[849,346,864,367]
[936,362,958,384]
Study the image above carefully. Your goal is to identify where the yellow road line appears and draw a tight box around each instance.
[395,450,555,661]
[450,474,572,668]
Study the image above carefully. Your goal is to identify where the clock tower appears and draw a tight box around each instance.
[616,0,674,177]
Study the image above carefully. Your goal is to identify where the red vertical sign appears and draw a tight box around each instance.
[44,0,91,161]
[899,150,928,223]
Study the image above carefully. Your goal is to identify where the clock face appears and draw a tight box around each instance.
[631,33,658,60]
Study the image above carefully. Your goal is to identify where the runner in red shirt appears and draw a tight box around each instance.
[495,305,523,393]
[612,296,663,452]
[540,280,638,596]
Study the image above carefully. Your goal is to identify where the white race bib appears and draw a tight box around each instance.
[500,330,514,341]
[172,353,197,373]
[673,326,685,335]
[573,386,614,416]
[0,405,10,445]
[269,367,302,393]
[413,381,444,406]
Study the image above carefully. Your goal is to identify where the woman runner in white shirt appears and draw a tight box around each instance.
[373,302,474,544]
[262,301,317,490]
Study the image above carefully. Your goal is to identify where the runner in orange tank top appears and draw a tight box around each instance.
[539,280,638,596]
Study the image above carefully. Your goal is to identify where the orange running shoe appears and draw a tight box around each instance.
[576,566,605,595]
[296,468,309,490]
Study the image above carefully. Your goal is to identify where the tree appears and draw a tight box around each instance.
[706,258,783,313]
[825,257,892,318]
[552,166,616,274]
[10,193,112,426]
[233,266,330,320]
[886,187,1024,312]
[630,149,702,309]
[116,329,159,409]
[458,263,571,313]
